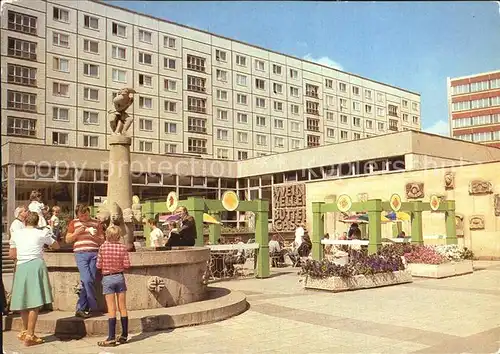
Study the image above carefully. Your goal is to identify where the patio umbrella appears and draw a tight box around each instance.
[386,212,411,221]
[160,213,221,225]
[340,213,391,224]
[203,213,221,225]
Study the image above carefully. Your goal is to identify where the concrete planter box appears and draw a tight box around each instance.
[407,260,473,278]
[303,270,412,292]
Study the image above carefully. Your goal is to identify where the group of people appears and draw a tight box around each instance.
[148,206,197,248]
[267,225,313,266]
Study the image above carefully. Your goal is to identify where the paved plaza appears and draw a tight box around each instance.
[2,261,500,354]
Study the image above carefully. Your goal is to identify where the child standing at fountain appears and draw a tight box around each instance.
[96,225,131,347]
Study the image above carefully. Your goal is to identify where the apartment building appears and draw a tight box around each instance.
[448,70,500,148]
[1,0,421,161]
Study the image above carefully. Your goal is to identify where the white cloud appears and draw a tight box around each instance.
[303,54,343,71]
[424,120,450,136]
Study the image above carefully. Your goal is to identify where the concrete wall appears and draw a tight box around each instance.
[306,161,500,258]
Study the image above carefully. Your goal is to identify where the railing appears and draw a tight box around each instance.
[205,243,259,282]
[2,240,14,274]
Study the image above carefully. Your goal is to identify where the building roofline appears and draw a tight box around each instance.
[448,69,500,82]
[93,0,420,96]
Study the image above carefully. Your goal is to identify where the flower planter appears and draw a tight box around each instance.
[303,270,412,292]
[407,260,473,278]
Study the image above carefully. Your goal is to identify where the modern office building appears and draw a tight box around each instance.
[1,0,421,161]
[448,70,500,147]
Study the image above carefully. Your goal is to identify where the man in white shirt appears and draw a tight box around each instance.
[10,206,27,239]
[294,225,305,250]
[148,219,165,248]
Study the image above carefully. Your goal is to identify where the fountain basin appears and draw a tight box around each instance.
[44,247,210,311]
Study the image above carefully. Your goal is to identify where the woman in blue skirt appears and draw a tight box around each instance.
[9,212,60,347]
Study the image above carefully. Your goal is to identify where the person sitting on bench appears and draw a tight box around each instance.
[165,207,196,248]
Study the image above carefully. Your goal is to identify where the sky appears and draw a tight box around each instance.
[110,1,500,136]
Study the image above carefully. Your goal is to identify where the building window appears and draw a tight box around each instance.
[271,64,281,75]
[139,96,152,109]
[164,57,176,70]
[352,86,360,96]
[138,29,152,43]
[216,69,227,82]
[402,99,408,108]
[217,109,228,121]
[165,143,177,154]
[163,36,176,48]
[7,64,36,87]
[255,59,265,71]
[340,114,348,124]
[217,89,228,101]
[412,102,419,111]
[187,96,206,113]
[256,116,266,126]
[403,113,409,122]
[377,107,385,116]
[305,84,319,98]
[339,98,348,110]
[273,83,283,94]
[340,130,348,140]
[378,122,385,131]
[274,137,285,148]
[215,49,226,62]
[165,122,177,134]
[289,69,298,79]
[139,118,153,131]
[326,95,335,107]
[389,119,398,131]
[326,111,335,121]
[188,138,207,154]
[216,129,228,140]
[237,151,248,160]
[83,111,99,124]
[8,38,37,60]
[83,15,99,30]
[83,87,98,101]
[187,75,206,92]
[327,128,335,138]
[352,101,361,112]
[52,32,69,47]
[217,148,229,159]
[235,55,246,66]
[237,132,248,143]
[291,121,300,132]
[365,119,373,129]
[53,57,69,72]
[290,104,299,115]
[325,79,333,89]
[138,52,152,65]
[139,74,152,87]
[112,22,127,37]
[291,139,301,149]
[84,63,100,78]
[256,134,267,146]
[290,86,299,97]
[339,82,347,92]
[377,92,384,102]
[164,100,177,112]
[274,118,284,129]
[188,117,207,133]
[273,101,283,112]
[112,45,126,60]
[8,11,37,35]
[7,117,36,137]
[307,118,320,132]
[53,82,69,97]
[52,131,69,145]
[255,78,265,90]
[7,90,36,111]
[52,107,69,121]
[307,135,320,147]
[256,97,266,108]
[365,89,372,100]
[83,39,99,54]
[388,104,398,117]
[139,141,153,152]
[236,94,247,105]
[164,79,177,92]
[187,54,206,72]
[236,74,247,86]
[352,117,361,127]
[412,116,419,124]
[353,133,361,140]
[306,101,319,115]
[83,135,99,148]
[237,113,248,124]
[53,7,69,22]
[365,104,372,114]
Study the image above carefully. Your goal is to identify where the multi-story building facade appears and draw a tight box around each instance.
[1,0,421,161]
[448,70,500,148]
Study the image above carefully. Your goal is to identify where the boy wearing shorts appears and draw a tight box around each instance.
[96,226,131,347]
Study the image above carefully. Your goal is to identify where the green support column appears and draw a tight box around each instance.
[311,202,324,260]
[254,200,270,278]
[143,200,155,247]
[411,201,424,245]
[366,199,382,254]
[184,197,206,247]
[208,212,221,245]
[445,200,458,245]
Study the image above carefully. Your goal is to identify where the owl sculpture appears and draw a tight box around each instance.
[109,88,136,134]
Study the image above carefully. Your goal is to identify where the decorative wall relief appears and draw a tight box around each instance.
[444,172,455,190]
[406,182,424,199]
[469,215,485,230]
[469,180,493,195]
[455,213,464,236]
[147,276,166,293]
[273,183,306,232]
[357,193,368,203]
[494,194,500,217]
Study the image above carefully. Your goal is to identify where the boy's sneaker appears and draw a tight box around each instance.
[75,310,91,318]
[117,336,127,344]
